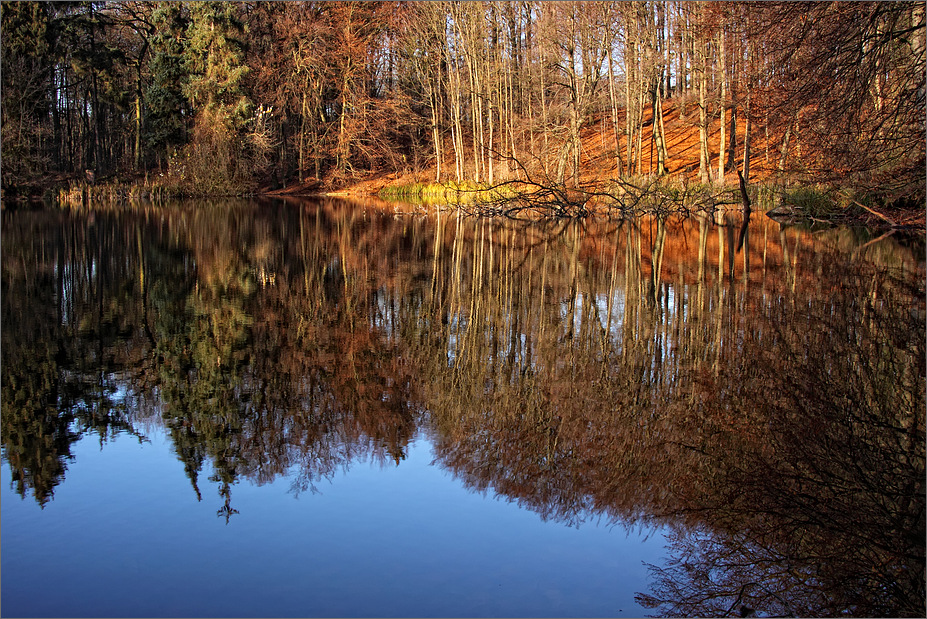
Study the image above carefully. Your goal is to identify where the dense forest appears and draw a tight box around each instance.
[2,1,924,202]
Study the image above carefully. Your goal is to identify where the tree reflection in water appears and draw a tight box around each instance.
[1,200,923,616]
[635,255,925,617]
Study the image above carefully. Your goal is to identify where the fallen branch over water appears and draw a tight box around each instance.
[840,192,899,227]
[443,174,747,220]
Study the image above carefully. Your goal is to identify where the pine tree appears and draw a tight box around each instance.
[183,1,251,129]
[173,1,254,191]
[0,1,53,192]
[144,2,190,165]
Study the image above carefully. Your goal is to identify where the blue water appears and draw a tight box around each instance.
[2,426,665,618]
[4,202,922,617]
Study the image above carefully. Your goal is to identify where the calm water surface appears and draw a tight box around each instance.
[2,198,924,617]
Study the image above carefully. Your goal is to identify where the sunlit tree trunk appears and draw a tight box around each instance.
[717,26,726,184]
[698,32,710,184]
[648,2,669,177]
[742,87,751,181]
[652,79,668,176]
[624,33,635,175]
[636,68,646,175]
[778,117,794,173]
[431,83,442,182]
[605,21,624,177]
[299,88,307,182]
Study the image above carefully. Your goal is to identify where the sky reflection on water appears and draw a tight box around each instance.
[2,198,924,617]
[2,426,663,618]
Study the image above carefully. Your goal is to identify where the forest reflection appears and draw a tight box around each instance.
[2,199,924,616]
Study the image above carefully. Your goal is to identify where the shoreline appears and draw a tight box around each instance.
[3,174,922,232]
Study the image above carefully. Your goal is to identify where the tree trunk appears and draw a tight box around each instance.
[450,44,464,182]
[717,28,726,184]
[625,36,635,175]
[606,28,623,177]
[568,11,580,186]
[135,94,142,170]
[431,83,442,182]
[652,76,668,175]
[778,118,794,173]
[742,88,752,181]
[299,87,307,183]
[698,35,710,184]
[726,107,737,171]
[487,94,494,186]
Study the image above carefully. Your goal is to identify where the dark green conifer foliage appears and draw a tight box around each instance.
[1,1,53,192]
[183,1,251,129]
[175,1,255,192]
[144,2,190,165]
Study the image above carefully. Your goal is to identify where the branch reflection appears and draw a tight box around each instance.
[2,200,922,614]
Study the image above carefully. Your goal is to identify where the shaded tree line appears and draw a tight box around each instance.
[2,1,924,202]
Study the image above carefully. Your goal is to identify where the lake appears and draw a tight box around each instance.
[2,198,924,618]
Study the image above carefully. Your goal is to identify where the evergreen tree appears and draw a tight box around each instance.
[173,1,255,191]
[144,2,190,166]
[0,1,53,192]
[182,1,251,129]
